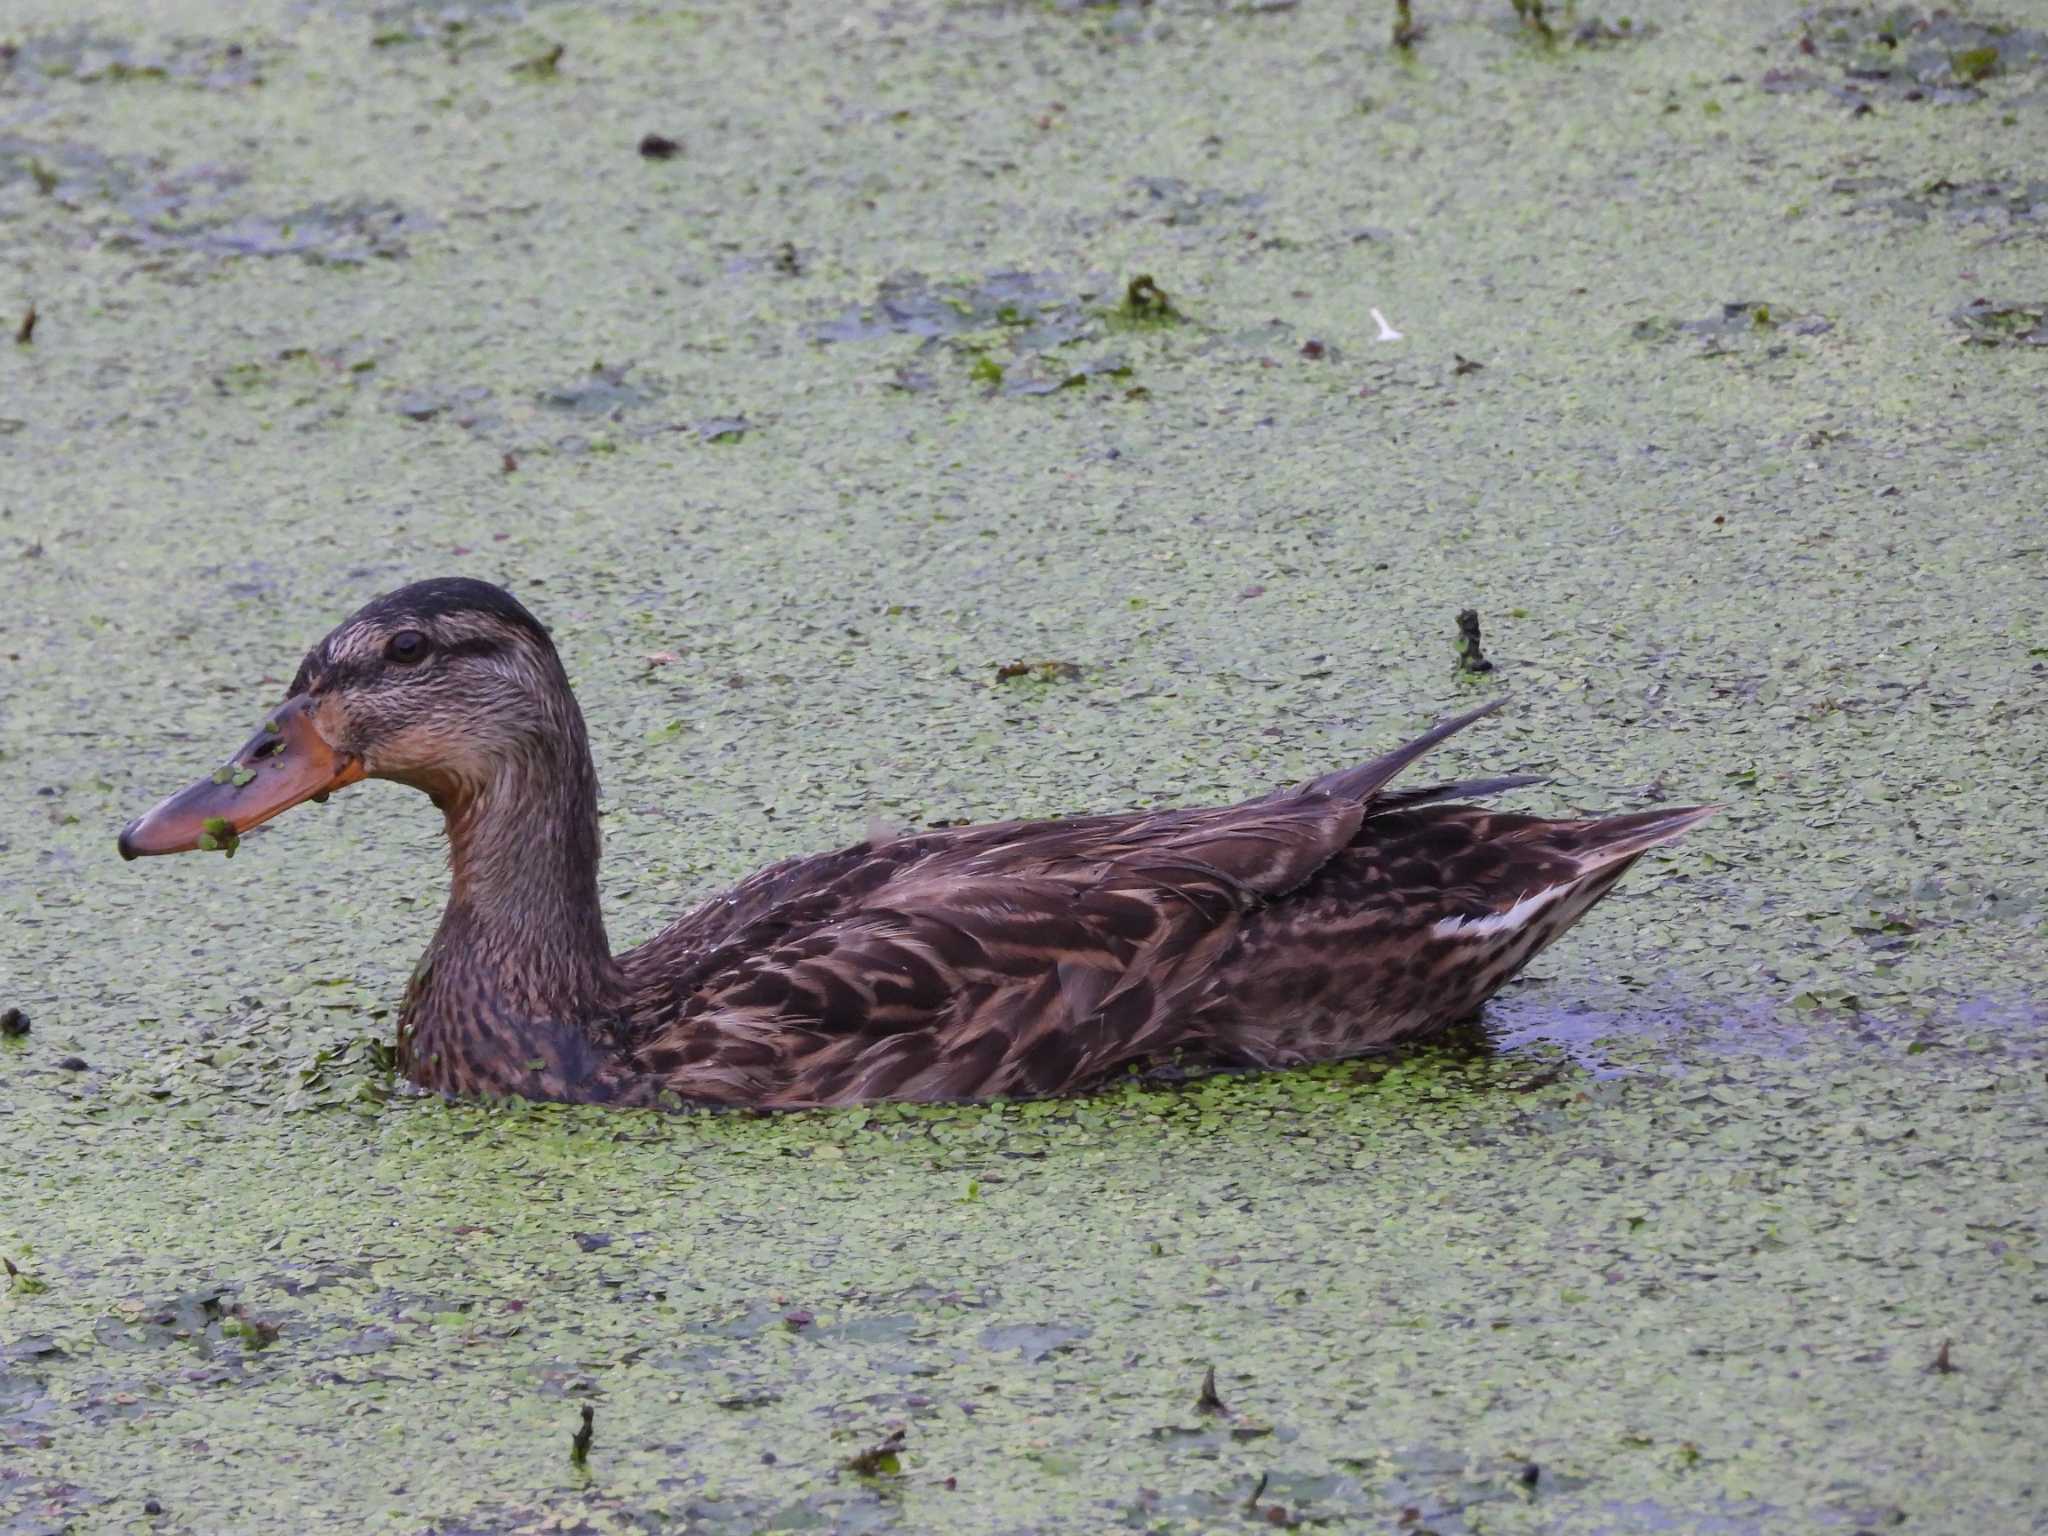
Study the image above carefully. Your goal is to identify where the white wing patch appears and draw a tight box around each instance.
[1431,883,1571,941]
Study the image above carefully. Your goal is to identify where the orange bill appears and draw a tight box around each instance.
[118,694,366,860]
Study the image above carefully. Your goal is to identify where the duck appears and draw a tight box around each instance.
[118,577,1712,1110]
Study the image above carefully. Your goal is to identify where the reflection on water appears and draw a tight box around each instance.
[1482,981,2048,1075]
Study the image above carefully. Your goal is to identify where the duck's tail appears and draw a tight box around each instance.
[1418,803,1716,964]
[1208,719,1715,1063]
[1371,772,1549,812]
[1393,801,1715,1032]
[1295,697,1508,804]
[1295,703,1718,865]
[1549,803,1721,873]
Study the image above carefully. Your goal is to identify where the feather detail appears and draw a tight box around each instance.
[1430,883,1572,940]
[1369,773,1547,812]
[1288,696,1508,802]
[612,710,1709,1105]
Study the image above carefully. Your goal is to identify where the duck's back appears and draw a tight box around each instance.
[617,790,1368,1105]
[615,704,1709,1107]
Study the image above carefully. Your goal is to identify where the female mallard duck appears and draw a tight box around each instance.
[119,578,1710,1109]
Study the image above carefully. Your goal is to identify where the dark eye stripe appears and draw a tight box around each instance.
[320,658,380,692]
[437,637,506,661]
[306,632,511,694]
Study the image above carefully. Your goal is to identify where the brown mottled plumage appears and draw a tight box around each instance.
[119,578,1713,1109]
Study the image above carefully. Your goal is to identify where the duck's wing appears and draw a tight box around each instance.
[1285,697,1508,802]
[1366,773,1546,812]
[621,793,1369,1107]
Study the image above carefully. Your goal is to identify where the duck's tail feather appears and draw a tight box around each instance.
[1558,804,1720,874]
[1294,697,1508,804]
[1371,773,1547,813]
[1417,804,1716,999]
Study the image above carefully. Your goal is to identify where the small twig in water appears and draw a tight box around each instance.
[1119,273,1179,324]
[513,42,563,77]
[1393,0,1420,48]
[1455,609,1495,674]
[842,1427,906,1476]
[1512,0,1555,41]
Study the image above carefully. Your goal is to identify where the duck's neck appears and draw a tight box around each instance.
[397,717,635,1102]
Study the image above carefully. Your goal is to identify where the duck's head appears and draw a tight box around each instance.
[118,577,577,859]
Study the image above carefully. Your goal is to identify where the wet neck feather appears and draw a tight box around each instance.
[400,708,630,1097]
[445,749,616,1006]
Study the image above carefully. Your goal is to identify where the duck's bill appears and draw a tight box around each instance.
[117,694,365,860]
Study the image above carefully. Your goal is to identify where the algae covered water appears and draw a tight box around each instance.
[3,0,2044,1530]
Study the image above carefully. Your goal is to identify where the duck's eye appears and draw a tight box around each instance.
[385,629,429,665]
